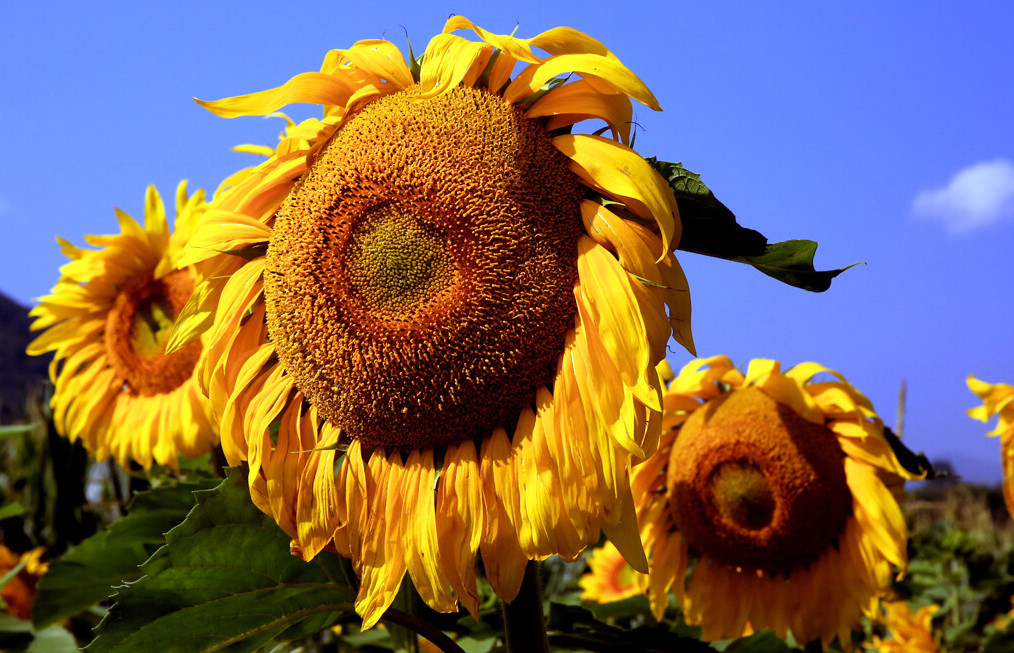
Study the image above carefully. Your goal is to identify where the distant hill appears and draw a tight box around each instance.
[0,291,50,423]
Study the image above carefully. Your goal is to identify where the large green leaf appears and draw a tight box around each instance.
[32,479,220,629]
[87,468,356,653]
[648,158,856,292]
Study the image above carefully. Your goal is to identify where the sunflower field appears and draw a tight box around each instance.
[2,15,1014,653]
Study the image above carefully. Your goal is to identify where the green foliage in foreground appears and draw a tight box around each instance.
[87,469,355,652]
[32,478,220,629]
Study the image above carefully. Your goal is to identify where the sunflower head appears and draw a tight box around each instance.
[28,182,218,469]
[632,356,921,646]
[263,84,586,452]
[177,17,694,628]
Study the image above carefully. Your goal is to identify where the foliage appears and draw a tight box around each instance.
[647,158,858,292]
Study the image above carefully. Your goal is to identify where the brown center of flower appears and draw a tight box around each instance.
[666,386,852,573]
[104,269,202,396]
[708,461,776,531]
[263,84,584,452]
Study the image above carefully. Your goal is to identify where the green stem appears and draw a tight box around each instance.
[502,560,550,653]
[381,608,466,653]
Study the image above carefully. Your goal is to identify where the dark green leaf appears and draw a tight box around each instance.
[734,240,860,292]
[87,468,355,653]
[646,158,767,260]
[546,602,711,652]
[647,158,857,292]
[716,631,792,653]
[882,427,935,479]
[32,479,219,629]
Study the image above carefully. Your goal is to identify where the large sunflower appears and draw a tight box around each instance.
[175,17,694,626]
[631,356,919,647]
[967,375,1014,516]
[28,182,217,469]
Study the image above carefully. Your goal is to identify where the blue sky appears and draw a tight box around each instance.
[2,1,1012,481]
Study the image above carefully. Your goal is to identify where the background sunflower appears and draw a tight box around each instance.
[27,182,218,470]
[631,356,923,648]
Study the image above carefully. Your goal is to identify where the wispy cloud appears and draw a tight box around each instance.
[912,159,1014,234]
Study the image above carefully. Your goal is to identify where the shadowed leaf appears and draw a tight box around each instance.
[86,468,355,653]
[33,479,220,629]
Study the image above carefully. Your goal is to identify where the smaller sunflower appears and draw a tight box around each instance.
[28,182,218,469]
[579,541,643,604]
[864,601,939,653]
[967,376,1014,517]
[0,545,48,621]
[632,356,921,647]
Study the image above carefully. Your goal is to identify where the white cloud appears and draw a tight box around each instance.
[912,158,1014,233]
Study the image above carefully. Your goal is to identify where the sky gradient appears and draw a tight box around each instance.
[2,1,1012,481]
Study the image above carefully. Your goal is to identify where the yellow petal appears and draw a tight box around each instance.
[341,39,414,89]
[418,33,493,96]
[506,53,658,110]
[196,72,358,118]
[528,80,633,144]
[555,135,679,256]
[601,480,648,573]
[401,449,458,612]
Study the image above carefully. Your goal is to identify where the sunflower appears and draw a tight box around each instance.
[631,356,920,647]
[967,376,1014,517]
[0,545,48,621]
[864,601,939,653]
[174,17,694,627]
[27,182,218,469]
[579,541,644,604]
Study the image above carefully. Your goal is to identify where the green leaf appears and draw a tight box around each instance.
[32,478,220,629]
[734,240,860,293]
[87,468,356,653]
[882,427,935,479]
[26,624,79,653]
[0,501,25,521]
[647,158,857,292]
[715,631,792,653]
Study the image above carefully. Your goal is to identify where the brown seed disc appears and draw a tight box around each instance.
[263,85,585,452]
[104,269,202,396]
[666,386,852,572]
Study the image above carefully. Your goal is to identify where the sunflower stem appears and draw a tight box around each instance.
[389,578,419,653]
[502,560,550,653]
[803,640,824,653]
